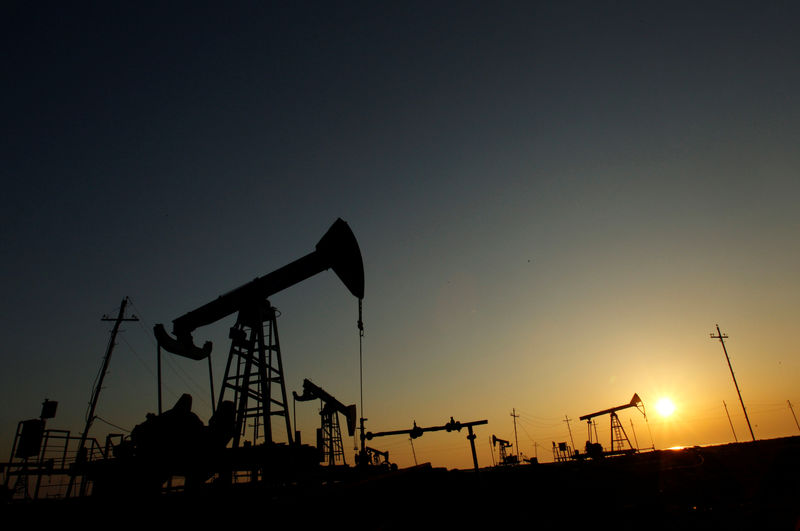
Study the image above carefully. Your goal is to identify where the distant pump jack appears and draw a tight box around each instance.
[293,378,357,466]
[579,394,645,458]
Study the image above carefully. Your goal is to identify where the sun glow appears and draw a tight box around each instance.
[655,397,676,417]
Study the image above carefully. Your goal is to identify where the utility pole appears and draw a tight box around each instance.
[788,400,800,434]
[564,415,576,454]
[723,400,738,442]
[68,297,138,497]
[711,325,755,441]
[511,408,520,459]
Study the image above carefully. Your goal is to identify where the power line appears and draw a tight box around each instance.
[94,416,130,433]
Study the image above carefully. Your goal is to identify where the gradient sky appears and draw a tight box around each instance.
[2,2,799,470]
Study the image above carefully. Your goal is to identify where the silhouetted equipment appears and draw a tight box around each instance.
[13,400,57,460]
[293,379,357,466]
[125,394,236,488]
[366,417,488,472]
[579,394,644,458]
[40,399,57,420]
[362,447,396,470]
[5,399,98,500]
[153,218,364,449]
[492,435,518,466]
[15,420,44,460]
[552,441,574,463]
[83,394,257,496]
[711,325,756,441]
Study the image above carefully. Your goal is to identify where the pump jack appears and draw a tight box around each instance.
[154,218,363,450]
[492,435,518,466]
[579,394,645,458]
[363,447,395,470]
[293,379,357,466]
[85,218,369,492]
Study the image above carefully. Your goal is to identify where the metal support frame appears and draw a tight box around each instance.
[492,435,517,466]
[609,412,634,453]
[5,423,100,500]
[218,301,293,449]
[499,439,511,463]
[319,407,346,466]
[552,441,573,462]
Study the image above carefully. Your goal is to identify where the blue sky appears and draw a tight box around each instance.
[2,2,799,468]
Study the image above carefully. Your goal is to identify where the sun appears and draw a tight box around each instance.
[655,397,676,417]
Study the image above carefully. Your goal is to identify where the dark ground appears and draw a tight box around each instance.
[3,436,799,529]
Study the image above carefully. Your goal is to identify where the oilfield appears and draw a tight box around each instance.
[2,219,798,528]
[5,4,800,527]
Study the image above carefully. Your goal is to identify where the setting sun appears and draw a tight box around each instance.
[655,397,676,417]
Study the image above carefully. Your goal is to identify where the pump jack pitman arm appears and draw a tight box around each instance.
[154,218,365,360]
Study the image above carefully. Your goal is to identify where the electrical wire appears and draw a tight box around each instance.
[516,421,536,444]
[128,297,212,409]
[94,416,131,433]
[117,333,187,406]
[119,333,157,379]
